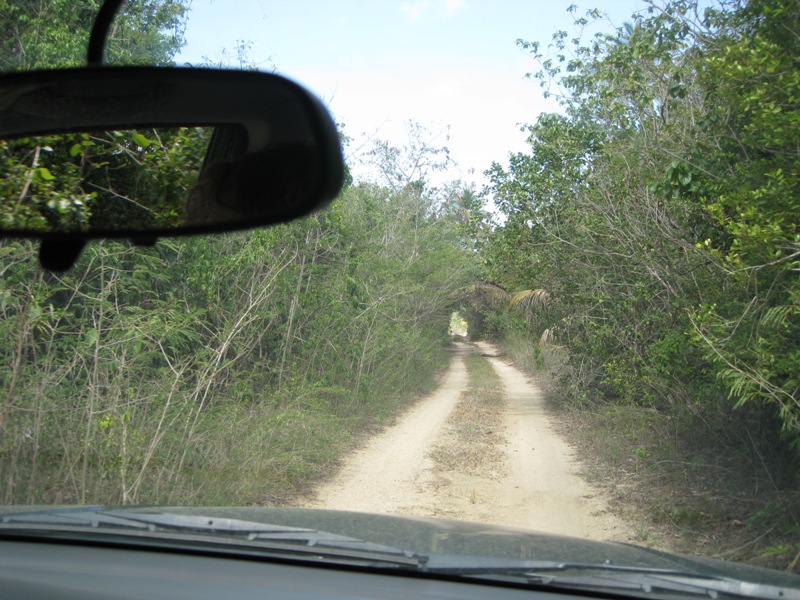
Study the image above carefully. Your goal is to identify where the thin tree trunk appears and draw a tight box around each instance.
[81,245,107,503]
[278,246,306,389]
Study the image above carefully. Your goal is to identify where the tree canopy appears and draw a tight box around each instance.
[482,0,800,454]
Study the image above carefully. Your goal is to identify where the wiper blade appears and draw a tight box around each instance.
[0,508,424,568]
[102,510,423,564]
[101,510,315,533]
[1,510,150,530]
[520,572,800,600]
[423,559,800,600]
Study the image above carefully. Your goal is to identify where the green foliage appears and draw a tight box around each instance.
[483,0,800,476]
[0,1,197,233]
[0,123,478,505]
[0,0,189,71]
[0,128,209,232]
[685,0,800,437]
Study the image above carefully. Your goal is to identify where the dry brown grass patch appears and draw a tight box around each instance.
[429,351,506,476]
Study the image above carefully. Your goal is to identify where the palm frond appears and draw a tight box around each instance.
[761,305,793,329]
[471,281,510,305]
[510,288,550,310]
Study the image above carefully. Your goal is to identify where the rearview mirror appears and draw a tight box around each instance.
[0,67,344,239]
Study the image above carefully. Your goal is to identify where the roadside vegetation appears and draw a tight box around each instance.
[0,174,478,506]
[0,1,482,507]
[470,0,800,571]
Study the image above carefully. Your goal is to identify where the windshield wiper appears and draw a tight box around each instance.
[4,509,798,599]
[0,508,424,568]
[1,508,155,530]
[422,559,800,600]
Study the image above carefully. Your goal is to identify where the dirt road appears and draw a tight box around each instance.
[303,342,632,542]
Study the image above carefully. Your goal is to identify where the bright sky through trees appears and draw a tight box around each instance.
[177,1,650,185]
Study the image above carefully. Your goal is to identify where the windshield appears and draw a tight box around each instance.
[1,0,799,592]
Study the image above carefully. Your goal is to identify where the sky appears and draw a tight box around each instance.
[176,1,651,187]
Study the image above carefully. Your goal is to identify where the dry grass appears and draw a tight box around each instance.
[429,351,506,476]
[549,403,800,570]
[495,336,800,573]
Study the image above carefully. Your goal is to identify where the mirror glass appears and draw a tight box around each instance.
[0,127,320,234]
[0,67,343,236]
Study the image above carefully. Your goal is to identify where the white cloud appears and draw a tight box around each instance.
[400,0,431,22]
[444,0,464,16]
[290,62,560,188]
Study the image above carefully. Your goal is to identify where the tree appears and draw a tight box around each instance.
[483,0,800,445]
[0,0,189,71]
[684,0,800,434]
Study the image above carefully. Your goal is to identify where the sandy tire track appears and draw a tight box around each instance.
[302,341,632,542]
[475,342,631,541]
[303,343,471,513]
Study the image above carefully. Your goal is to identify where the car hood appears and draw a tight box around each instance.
[2,504,797,590]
